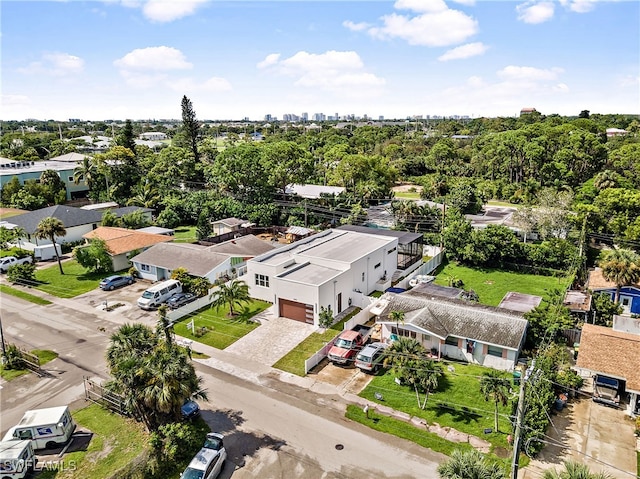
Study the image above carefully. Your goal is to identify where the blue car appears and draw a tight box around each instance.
[99,274,134,291]
[181,399,200,420]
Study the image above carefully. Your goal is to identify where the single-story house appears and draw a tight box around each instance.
[130,234,276,283]
[5,205,103,248]
[247,229,399,326]
[211,217,251,236]
[587,267,640,315]
[139,132,167,141]
[374,290,528,372]
[82,226,173,272]
[575,321,640,417]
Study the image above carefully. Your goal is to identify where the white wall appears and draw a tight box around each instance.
[132,261,161,281]
[246,259,277,302]
[26,224,97,247]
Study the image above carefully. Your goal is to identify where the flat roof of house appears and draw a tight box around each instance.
[564,290,592,312]
[497,292,542,313]
[576,324,640,393]
[285,184,346,199]
[378,292,527,350]
[84,227,173,255]
[277,262,342,286]
[409,282,462,299]
[81,202,119,211]
[0,160,78,177]
[212,217,248,227]
[337,224,422,244]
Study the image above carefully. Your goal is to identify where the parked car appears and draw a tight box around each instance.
[0,255,33,273]
[99,274,134,291]
[327,324,372,365]
[167,292,196,309]
[180,435,227,479]
[355,342,389,373]
[181,399,200,420]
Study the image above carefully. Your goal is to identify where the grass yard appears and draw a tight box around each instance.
[360,363,515,450]
[0,349,58,380]
[38,403,148,479]
[0,284,52,305]
[273,309,361,376]
[173,299,270,349]
[394,191,422,200]
[433,262,571,306]
[173,226,197,243]
[34,260,103,298]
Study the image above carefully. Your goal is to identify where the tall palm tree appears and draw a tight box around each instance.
[437,449,506,479]
[389,310,405,338]
[11,226,26,250]
[34,217,66,275]
[127,181,160,209]
[542,460,612,479]
[383,336,424,383]
[72,156,97,189]
[479,370,511,432]
[599,248,640,303]
[210,280,251,317]
[106,323,158,371]
[156,305,173,348]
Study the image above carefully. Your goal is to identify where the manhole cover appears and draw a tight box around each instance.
[335,444,344,450]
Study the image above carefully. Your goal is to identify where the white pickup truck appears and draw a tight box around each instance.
[0,255,34,273]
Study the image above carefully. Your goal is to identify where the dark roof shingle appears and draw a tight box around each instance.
[8,205,103,234]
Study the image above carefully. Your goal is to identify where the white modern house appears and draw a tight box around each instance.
[373,291,528,371]
[246,229,398,326]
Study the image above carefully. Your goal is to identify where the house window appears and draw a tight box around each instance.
[487,345,502,357]
[374,262,381,269]
[140,264,150,272]
[445,336,458,346]
[362,272,365,282]
[388,247,396,254]
[391,327,416,339]
[68,176,76,182]
[255,274,269,287]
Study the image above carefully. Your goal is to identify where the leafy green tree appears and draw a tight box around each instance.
[73,238,113,273]
[598,248,640,302]
[196,211,212,240]
[177,95,200,162]
[542,460,611,479]
[1,177,22,205]
[35,217,66,274]
[441,210,474,261]
[101,209,120,227]
[39,169,66,205]
[591,292,622,327]
[116,119,137,154]
[210,280,250,317]
[437,449,506,479]
[261,141,314,194]
[479,371,511,432]
[524,289,574,350]
[10,188,47,210]
[120,210,151,229]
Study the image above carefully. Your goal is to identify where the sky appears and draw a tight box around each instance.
[2,0,639,122]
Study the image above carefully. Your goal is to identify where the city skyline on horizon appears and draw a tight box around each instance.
[3,1,639,122]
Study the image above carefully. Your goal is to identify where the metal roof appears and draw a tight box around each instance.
[337,224,422,245]
[17,406,69,427]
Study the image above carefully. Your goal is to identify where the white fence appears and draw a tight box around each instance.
[166,285,221,323]
[304,339,337,375]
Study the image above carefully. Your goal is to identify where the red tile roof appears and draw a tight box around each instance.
[83,227,172,255]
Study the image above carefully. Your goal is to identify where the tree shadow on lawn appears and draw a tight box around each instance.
[218,305,264,324]
[431,401,483,425]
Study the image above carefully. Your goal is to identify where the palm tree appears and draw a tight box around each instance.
[383,336,424,383]
[156,305,173,348]
[34,217,66,275]
[106,323,158,371]
[210,280,251,317]
[437,449,506,479]
[389,310,405,338]
[11,226,26,250]
[542,460,612,479]
[72,156,97,189]
[127,181,160,209]
[412,357,442,409]
[599,248,640,303]
[479,370,511,432]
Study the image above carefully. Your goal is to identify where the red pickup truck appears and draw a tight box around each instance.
[327,325,372,365]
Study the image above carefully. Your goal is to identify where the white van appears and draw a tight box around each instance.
[3,406,75,450]
[0,440,37,478]
[137,279,182,310]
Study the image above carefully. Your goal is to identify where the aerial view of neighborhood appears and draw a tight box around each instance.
[1,1,639,478]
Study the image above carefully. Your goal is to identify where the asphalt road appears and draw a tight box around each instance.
[0,291,445,478]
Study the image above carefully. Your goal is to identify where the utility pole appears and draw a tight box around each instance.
[511,360,534,479]
[0,314,7,363]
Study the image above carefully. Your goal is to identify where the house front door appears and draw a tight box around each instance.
[337,293,342,313]
[620,295,632,314]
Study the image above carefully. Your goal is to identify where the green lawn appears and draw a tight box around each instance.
[360,363,515,450]
[273,309,361,376]
[0,284,52,305]
[394,191,422,200]
[0,349,58,380]
[173,300,271,349]
[173,226,197,243]
[433,262,571,306]
[34,260,104,298]
[39,403,149,479]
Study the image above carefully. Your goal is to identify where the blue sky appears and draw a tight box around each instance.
[2,0,638,121]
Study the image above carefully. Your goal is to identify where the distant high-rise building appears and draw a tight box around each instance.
[312,113,325,121]
[264,114,273,122]
[378,116,384,121]
[301,112,308,121]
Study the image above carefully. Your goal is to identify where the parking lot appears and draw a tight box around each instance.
[73,279,158,323]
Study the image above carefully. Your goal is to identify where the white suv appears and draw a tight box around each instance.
[180,433,226,479]
[355,342,389,373]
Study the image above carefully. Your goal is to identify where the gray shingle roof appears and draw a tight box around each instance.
[209,235,275,256]
[130,243,227,277]
[378,292,528,350]
[8,205,103,234]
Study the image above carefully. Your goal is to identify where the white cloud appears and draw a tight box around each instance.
[438,42,488,61]
[259,50,385,92]
[369,10,478,47]
[497,65,563,81]
[168,76,232,92]
[143,0,207,22]
[18,52,84,76]
[516,1,555,24]
[393,0,448,13]
[343,20,370,32]
[559,0,598,13]
[114,46,192,71]
[2,94,31,106]
[618,75,640,87]
[257,53,281,69]
[451,0,476,5]
[553,83,569,92]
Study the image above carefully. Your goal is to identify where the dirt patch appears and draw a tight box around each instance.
[313,360,359,387]
[0,207,28,219]
[392,184,423,193]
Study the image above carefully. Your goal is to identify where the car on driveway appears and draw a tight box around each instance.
[167,292,196,309]
[99,274,134,291]
[355,342,389,373]
[181,399,200,420]
[180,433,227,479]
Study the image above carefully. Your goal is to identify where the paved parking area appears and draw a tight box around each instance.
[521,393,637,479]
[73,280,158,323]
[224,307,316,366]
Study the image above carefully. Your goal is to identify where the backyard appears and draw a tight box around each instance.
[173,225,197,243]
[34,260,104,298]
[172,299,271,349]
[433,262,571,306]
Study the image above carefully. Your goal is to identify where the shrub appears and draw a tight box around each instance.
[7,262,36,284]
[147,420,209,478]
